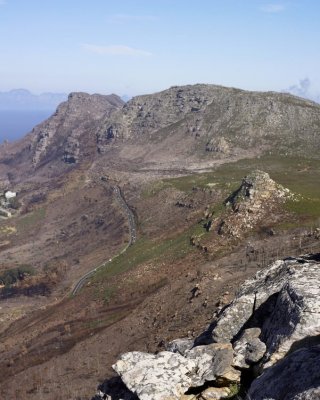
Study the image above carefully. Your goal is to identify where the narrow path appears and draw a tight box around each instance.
[71,185,136,295]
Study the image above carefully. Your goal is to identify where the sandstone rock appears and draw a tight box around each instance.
[219,171,289,239]
[97,84,320,161]
[200,387,232,400]
[112,343,241,400]
[211,255,320,368]
[185,343,241,386]
[232,328,266,369]
[248,345,320,400]
[110,255,320,400]
[31,92,123,166]
[113,351,196,400]
[206,137,230,154]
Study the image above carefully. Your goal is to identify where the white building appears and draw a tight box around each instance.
[4,191,16,200]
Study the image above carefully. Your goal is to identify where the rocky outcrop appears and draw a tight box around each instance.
[31,92,123,166]
[210,254,320,367]
[113,344,240,400]
[96,254,320,400]
[205,137,230,154]
[218,170,290,238]
[113,351,196,400]
[248,345,320,400]
[96,84,320,159]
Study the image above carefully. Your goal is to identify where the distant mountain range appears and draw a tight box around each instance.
[0,89,131,111]
[0,89,68,110]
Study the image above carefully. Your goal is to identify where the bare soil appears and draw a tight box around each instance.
[0,157,319,400]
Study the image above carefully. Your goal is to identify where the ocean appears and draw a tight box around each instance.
[0,110,53,143]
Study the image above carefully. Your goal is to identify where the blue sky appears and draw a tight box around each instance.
[1,0,320,98]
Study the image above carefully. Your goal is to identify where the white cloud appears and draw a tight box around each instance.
[260,4,285,13]
[109,14,157,22]
[82,44,152,57]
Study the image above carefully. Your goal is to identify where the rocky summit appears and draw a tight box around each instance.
[95,254,320,400]
[1,83,320,186]
[97,84,320,163]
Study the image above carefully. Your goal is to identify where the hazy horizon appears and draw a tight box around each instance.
[1,0,319,100]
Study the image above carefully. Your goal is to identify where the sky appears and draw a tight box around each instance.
[1,0,320,99]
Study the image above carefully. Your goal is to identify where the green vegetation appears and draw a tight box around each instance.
[227,383,241,399]
[91,154,320,302]
[0,265,35,287]
[143,172,239,198]
[17,207,46,231]
[144,154,320,225]
[93,221,207,285]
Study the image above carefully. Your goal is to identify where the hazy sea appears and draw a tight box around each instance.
[0,110,53,143]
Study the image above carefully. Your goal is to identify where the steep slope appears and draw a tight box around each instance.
[0,92,124,185]
[96,84,320,167]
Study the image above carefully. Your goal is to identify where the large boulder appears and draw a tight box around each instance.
[113,351,196,400]
[113,344,240,400]
[211,255,320,367]
[219,171,290,238]
[248,345,320,400]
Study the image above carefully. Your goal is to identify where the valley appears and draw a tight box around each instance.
[0,85,319,399]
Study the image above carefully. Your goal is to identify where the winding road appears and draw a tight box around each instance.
[71,185,136,295]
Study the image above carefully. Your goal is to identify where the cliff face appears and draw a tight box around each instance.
[0,92,124,184]
[98,254,320,400]
[30,92,124,166]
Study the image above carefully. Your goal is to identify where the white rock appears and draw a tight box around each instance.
[113,351,197,400]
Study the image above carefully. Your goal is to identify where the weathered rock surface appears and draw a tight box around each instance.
[32,92,123,166]
[97,84,320,160]
[113,351,196,400]
[109,254,320,400]
[199,387,232,400]
[211,254,320,368]
[232,328,266,369]
[166,338,194,356]
[185,343,240,386]
[248,345,320,400]
[219,170,290,238]
[112,343,240,400]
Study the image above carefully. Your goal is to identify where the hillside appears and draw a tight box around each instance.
[0,84,319,399]
[1,84,320,187]
[0,92,124,185]
[96,84,320,168]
